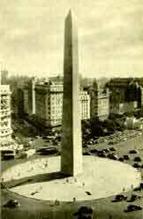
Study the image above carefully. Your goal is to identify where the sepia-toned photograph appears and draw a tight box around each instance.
[0,1,143,218]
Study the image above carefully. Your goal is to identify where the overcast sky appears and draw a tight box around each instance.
[0,0,143,78]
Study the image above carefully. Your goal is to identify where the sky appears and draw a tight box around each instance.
[0,0,143,78]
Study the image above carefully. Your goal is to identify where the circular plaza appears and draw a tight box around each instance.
[1,156,141,202]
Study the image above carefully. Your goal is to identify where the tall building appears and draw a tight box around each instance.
[0,75,12,147]
[23,77,36,116]
[35,81,63,127]
[61,10,82,176]
[107,78,143,114]
[86,80,110,120]
[80,91,90,120]
[34,81,90,128]
[1,69,9,85]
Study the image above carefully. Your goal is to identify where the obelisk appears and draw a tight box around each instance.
[61,10,82,176]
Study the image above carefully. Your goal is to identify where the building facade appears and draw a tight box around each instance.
[1,69,9,85]
[80,91,90,120]
[33,81,90,128]
[107,78,143,115]
[87,80,110,120]
[35,82,63,127]
[0,84,12,147]
[23,77,36,116]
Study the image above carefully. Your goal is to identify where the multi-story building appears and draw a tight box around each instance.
[107,78,143,115]
[86,80,110,120]
[80,91,90,120]
[35,82,63,127]
[0,84,12,147]
[1,69,9,85]
[23,78,110,125]
[23,77,36,116]
[33,81,90,128]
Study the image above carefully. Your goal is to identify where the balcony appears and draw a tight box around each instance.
[0,128,12,137]
[0,85,11,94]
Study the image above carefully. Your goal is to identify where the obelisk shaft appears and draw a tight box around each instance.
[61,10,82,176]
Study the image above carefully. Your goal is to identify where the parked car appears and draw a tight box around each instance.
[109,147,116,152]
[42,136,49,140]
[134,156,142,162]
[134,182,143,191]
[123,154,130,160]
[118,157,124,162]
[132,163,141,168]
[97,150,107,158]
[83,151,92,156]
[1,149,16,160]
[3,199,20,208]
[36,147,58,155]
[108,141,114,145]
[129,149,138,154]
[127,194,141,202]
[90,149,98,154]
[107,153,118,160]
[140,182,143,189]
[112,194,127,202]
[125,204,142,212]
[102,148,110,153]
[83,143,88,148]
[74,206,93,218]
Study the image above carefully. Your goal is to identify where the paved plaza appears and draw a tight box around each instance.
[2,156,141,202]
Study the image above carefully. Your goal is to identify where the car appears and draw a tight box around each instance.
[108,141,114,145]
[118,157,124,162]
[107,153,118,160]
[97,150,107,158]
[90,149,98,154]
[102,148,110,153]
[1,182,6,189]
[42,136,49,140]
[3,199,20,208]
[1,149,16,160]
[109,147,116,151]
[134,156,142,162]
[73,206,93,217]
[140,182,143,189]
[132,163,141,168]
[112,194,127,202]
[129,149,138,154]
[133,184,142,191]
[125,204,142,212]
[83,151,92,155]
[134,182,143,191]
[127,194,141,202]
[123,154,130,160]
[36,147,58,155]
[83,143,88,148]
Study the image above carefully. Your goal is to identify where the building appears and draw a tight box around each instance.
[80,91,90,120]
[0,83,12,147]
[125,117,143,130]
[107,78,143,115]
[23,77,36,116]
[85,80,110,120]
[23,77,110,125]
[35,81,63,127]
[34,81,90,128]
[1,69,9,85]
